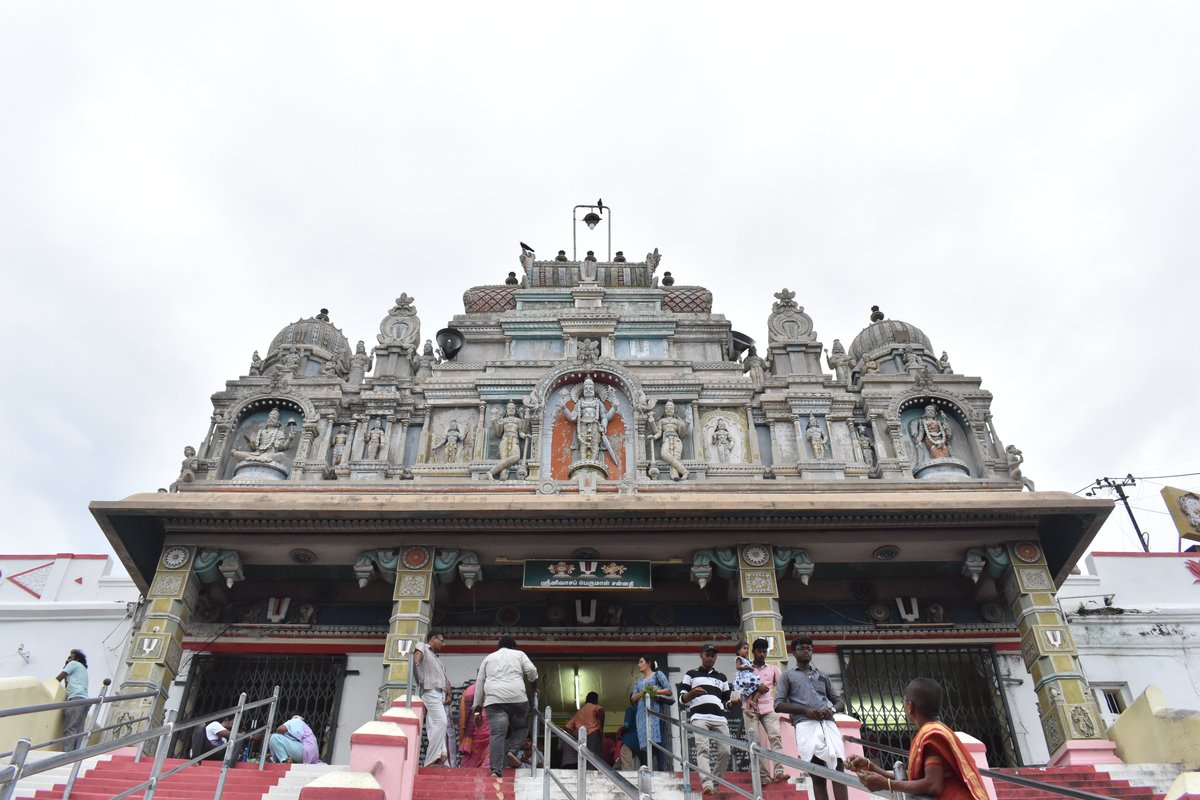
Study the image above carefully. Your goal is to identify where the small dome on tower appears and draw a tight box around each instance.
[264,308,352,374]
[848,306,933,362]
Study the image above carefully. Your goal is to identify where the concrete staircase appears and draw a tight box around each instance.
[19,755,290,800]
[992,765,1167,800]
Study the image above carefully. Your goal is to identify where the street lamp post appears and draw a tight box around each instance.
[572,198,611,261]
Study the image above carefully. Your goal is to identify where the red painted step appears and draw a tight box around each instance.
[30,757,289,800]
[992,765,1164,800]
[412,766,518,800]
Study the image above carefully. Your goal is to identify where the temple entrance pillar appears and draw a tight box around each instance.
[378,546,436,714]
[1000,541,1115,765]
[736,544,788,668]
[110,545,200,751]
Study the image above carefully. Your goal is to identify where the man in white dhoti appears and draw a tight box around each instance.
[775,637,847,800]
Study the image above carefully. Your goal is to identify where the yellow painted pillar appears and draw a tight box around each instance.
[737,544,788,669]
[109,545,199,749]
[378,546,435,715]
[1001,540,1104,756]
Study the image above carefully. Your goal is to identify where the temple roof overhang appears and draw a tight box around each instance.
[91,488,1112,593]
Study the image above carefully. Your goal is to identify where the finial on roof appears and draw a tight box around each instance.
[316,308,330,322]
[870,305,884,322]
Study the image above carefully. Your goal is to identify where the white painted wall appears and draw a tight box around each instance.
[0,555,139,695]
[1063,553,1200,715]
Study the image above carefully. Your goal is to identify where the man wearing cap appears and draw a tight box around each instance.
[681,644,732,796]
[744,637,786,784]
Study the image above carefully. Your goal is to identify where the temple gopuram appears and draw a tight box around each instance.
[92,227,1112,767]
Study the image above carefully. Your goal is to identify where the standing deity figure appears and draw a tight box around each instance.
[648,400,690,480]
[488,401,528,479]
[562,378,617,464]
[856,424,875,467]
[231,408,297,464]
[434,419,468,464]
[414,340,437,384]
[805,414,827,459]
[711,418,734,463]
[742,346,768,388]
[825,339,852,384]
[364,421,385,461]
[910,405,952,460]
[331,425,349,466]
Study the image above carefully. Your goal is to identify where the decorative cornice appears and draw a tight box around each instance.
[162,508,1044,534]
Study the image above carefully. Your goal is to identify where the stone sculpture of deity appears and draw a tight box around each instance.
[825,339,852,385]
[434,419,468,464]
[742,346,767,388]
[711,418,734,463]
[805,414,827,460]
[364,421,385,461]
[562,378,617,465]
[488,401,528,479]
[331,425,349,466]
[649,400,689,480]
[856,424,875,467]
[910,405,952,460]
[231,408,297,465]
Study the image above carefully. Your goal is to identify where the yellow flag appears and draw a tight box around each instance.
[1161,486,1200,543]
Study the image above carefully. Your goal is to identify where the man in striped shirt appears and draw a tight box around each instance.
[681,644,732,796]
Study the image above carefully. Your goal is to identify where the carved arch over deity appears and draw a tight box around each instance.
[894,393,979,479]
[220,397,309,480]
[532,363,643,481]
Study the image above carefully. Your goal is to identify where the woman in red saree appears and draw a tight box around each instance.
[459,683,491,768]
[849,678,988,800]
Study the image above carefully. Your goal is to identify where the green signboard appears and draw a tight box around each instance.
[522,559,652,590]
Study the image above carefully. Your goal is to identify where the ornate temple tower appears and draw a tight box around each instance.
[93,237,1111,765]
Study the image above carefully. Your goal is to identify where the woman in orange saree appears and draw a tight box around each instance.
[848,678,988,800]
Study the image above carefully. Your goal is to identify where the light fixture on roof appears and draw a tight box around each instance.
[572,198,611,261]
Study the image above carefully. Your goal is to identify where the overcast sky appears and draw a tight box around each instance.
[2,3,1196,572]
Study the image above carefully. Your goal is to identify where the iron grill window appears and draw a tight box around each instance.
[837,645,1021,768]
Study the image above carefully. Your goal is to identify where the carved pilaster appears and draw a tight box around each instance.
[1000,540,1104,757]
[737,544,787,669]
[113,545,199,753]
[379,546,435,712]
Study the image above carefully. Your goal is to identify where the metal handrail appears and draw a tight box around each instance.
[533,705,648,800]
[0,686,157,720]
[0,686,280,800]
[846,736,1116,800]
[649,706,931,800]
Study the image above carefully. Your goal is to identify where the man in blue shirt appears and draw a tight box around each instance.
[55,649,89,751]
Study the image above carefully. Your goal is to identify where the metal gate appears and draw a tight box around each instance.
[175,654,347,762]
[838,645,1020,767]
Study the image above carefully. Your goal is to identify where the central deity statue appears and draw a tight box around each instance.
[232,407,297,465]
[910,405,952,460]
[560,377,620,473]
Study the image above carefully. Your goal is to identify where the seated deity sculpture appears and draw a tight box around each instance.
[231,408,297,465]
